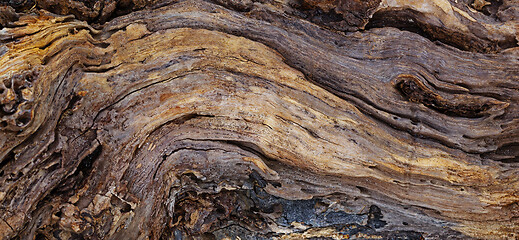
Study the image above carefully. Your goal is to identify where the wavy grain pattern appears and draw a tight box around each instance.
[0,0,518,239]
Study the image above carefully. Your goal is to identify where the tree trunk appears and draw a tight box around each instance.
[0,0,518,239]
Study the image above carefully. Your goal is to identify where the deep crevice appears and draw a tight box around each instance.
[51,143,102,195]
[395,75,501,118]
[0,151,15,177]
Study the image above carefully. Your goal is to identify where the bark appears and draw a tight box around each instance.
[0,0,518,239]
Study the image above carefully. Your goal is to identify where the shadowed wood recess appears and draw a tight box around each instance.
[0,0,518,239]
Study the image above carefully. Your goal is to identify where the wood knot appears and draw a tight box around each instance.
[394,74,508,118]
[0,68,39,131]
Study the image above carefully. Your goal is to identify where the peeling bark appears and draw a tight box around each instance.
[0,0,518,239]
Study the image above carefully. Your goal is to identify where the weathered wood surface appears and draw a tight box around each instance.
[0,0,518,239]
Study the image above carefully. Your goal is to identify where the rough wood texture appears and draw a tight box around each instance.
[0,0,518,239]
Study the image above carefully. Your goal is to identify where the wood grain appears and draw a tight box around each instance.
[0,0,518,239]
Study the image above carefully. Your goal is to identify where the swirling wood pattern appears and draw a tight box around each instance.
[0,0,518,239]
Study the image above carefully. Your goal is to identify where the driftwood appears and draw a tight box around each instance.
[0,0,518,239]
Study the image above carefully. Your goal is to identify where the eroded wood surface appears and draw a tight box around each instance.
[0,0,518,239]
